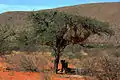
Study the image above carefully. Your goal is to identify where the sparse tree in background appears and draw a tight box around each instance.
[0,24,15,54]
[29,10,114,73]
[15,27,38,52]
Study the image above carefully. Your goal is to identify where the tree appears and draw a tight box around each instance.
[15,27,38,52]
[0,24,15,54]
[29,10,114,73]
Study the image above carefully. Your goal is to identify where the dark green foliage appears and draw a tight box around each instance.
[29,10,114,73]
[29,10,114,50]
[29,11,72,62]
[79,17,114,36]
[51,52,57,57]
[0,24,16,54]
[0,24,39,53]
[15,28,38,51]
[84,43,115,48]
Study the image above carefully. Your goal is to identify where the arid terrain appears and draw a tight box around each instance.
[0,2,120,80]
[0,2,120,45]
[0,51,89,80]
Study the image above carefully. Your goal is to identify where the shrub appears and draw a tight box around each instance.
[80,55,120,80]
[4,53,48,72]
[112,52,120,57]
[19,54,48,72]
[0,25,16,54]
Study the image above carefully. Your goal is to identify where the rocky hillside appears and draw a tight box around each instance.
[0,2,120,45]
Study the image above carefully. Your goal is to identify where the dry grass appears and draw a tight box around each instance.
[19,54,48,72]
[3,52,48,72]
[80,55,120,80]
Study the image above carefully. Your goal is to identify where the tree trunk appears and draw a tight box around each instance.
[54,52,60,73]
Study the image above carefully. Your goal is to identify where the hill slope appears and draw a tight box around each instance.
[0,2,120,45]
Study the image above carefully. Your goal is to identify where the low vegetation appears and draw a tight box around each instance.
[0,24,15,54]
[80,55,120,80]
[4,53,48,72]
[0,10,114,74]
[19,54,48,72]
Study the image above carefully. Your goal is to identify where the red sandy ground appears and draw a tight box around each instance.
[51,74,88,80]
[0,71,40,80]
[0,57,87,80]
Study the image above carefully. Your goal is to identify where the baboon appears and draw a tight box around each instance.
[61,60,74,74]
[61,60,66,72]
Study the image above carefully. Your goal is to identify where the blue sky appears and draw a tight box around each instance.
[0,0,120,13]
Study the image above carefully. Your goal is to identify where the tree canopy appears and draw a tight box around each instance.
[29,10,114,73]
[29,10,114,50]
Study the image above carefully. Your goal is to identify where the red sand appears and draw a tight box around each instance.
[0,71,40,80]
[51,74,88,80]
[0,71,87,80]
[0,57,40,80]
[0,57,86,80]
